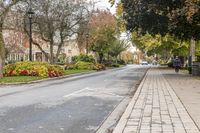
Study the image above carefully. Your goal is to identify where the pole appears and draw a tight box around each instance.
[29,17,32,61]
[189,37,195,67]
[86,37,88,54]
[86,34,89,54]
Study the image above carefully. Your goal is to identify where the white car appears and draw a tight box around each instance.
[141,61,148,65]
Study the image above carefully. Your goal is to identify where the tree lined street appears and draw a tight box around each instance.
[0,0,200,133]
[0,65,148,133]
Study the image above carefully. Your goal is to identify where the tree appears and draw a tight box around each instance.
[121,0,200,66]
[168,0,200,40]
[3,30,26,60]
[77,20,89,53]
[76,1,98,53]
[120,0,200,40]
[108,40,129,63]
[90,27,116,63]
[131,32,188,63]
[120,51,134,63]
[23,0,88,64]
[87,10,117,63]
[0,0,23,77]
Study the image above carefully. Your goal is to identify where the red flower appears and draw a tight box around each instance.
[20,70,29,76]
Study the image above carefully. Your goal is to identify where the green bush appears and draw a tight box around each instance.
[72,54,95,63]
[117,60,126,65]
[188,66,192,74]
[65,64,75,70]
[74,61,95,70]
[167,61,173,68]
[3,61,64,78]
[94,63,106,71]
[111,64,120,67]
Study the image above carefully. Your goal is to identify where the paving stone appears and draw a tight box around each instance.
[115,69,200,133]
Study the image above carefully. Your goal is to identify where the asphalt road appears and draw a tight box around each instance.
[0,65,148,133]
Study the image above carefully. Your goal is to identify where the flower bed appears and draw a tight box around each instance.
[3,61,64,78]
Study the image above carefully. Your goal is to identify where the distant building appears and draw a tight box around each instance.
[3,30,80,63]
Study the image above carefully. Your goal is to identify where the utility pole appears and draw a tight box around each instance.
[27,7,34,61]
[86,33,89,54]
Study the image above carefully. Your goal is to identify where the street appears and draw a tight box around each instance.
[0,65,148,133]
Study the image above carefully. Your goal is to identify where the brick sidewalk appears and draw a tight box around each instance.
[113,69,200,133]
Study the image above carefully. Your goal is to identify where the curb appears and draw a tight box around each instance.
[112,69,149,133]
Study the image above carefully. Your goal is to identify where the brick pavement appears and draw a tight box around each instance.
[113,69,200,133]
[162,69,200,129]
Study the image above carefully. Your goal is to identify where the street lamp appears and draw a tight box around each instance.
[27,7,34,61]
[86,33,89,54]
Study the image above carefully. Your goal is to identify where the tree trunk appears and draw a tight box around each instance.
[50,41,54,64]
[55,40,64,63]
[189,37,195,67]
[32,41,49,61]
[115,56,118,64]
[0,26,5,78]
[55,48,61,63]
[99,53,103,64]
[0,55,3,78]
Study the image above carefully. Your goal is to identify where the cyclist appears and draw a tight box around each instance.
[173,56,181,73]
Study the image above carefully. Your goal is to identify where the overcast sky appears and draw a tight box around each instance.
[95,0,116,14]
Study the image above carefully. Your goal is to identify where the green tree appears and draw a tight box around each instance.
[132,32,188,62]
[90,27,116,63]
[88,10,117,63]
[120,0,200,44]
[108,40,129,63]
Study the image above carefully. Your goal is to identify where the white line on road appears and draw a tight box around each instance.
[63,87,90,98]
[63,87,123,98]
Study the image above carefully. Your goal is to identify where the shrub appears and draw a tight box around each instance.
[94,63,106,71]
[72,54,95,63]
[74,61,95,70]
[3,61,64,78]
[3,64,16,76]
[103,61,112,67]
[117,60,126,65]
[65,64,75,70]
[111,64,120,67]
[188,66,192,74]
[20,70,29,76]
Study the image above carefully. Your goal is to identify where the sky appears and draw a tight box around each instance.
[95,0,116,14]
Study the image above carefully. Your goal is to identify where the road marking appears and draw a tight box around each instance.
[63,87,89,98]
[38,126,43,129]
[8,128,14,131]
[63,87,123,98]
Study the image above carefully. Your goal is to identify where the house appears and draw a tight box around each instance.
[3,30,80,63]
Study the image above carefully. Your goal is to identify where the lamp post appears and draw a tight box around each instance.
[27,7,34,61]
[86,33,89,54]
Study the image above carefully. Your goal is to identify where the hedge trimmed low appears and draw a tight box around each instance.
[3,61,64,78]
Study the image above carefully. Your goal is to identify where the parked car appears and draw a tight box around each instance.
[141,61,148,65]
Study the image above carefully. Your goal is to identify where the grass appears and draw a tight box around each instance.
[0,76,44,84]
[64,69,95,75]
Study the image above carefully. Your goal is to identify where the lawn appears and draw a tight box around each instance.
[0,76,44,84]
